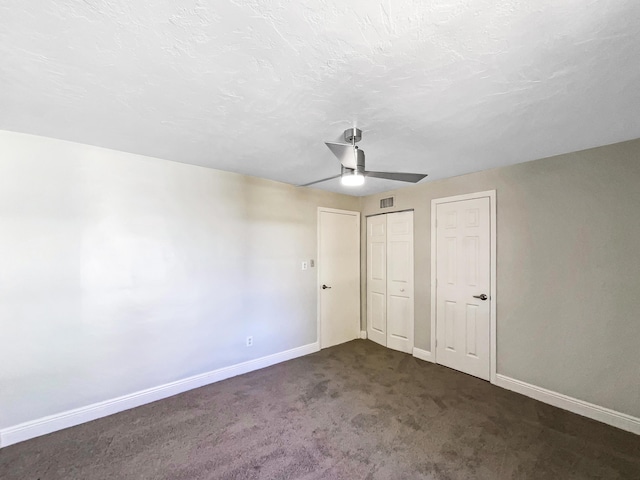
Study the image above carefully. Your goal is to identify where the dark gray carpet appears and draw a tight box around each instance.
[1,340,639,479]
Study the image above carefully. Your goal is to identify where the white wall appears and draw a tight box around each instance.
[0,131,359,430]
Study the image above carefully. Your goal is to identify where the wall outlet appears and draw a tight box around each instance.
[246,336,253,347]
[301,261,308,270]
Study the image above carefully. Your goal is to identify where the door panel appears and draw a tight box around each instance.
[366,215,387,346]
[385,211,414,353]
[388,241,410,283]
[371,243,385,281]
[436,198,490,380]
[446,237,457,285]
[387,294,411,339]
[370,291,386,333]
[465,304,478,357]
[319,209,360,349]
[466,236,479,286]
[445,301,456,351]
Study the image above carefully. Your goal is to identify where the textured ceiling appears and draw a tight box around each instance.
[1,1,639,196]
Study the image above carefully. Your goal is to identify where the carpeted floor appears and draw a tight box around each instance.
[1,340,639,479]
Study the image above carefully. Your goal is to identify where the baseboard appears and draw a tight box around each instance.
[360,330,367,339]
[0,342,320,448]
[412,347,434,363]
[495,374,640,436]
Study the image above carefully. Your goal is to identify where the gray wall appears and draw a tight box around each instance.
[0,130,359,429]
[361,139,640,418]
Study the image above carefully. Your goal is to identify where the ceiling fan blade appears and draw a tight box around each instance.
[297,174,342,187]
[325,142,357,169]
[364,171,428,183]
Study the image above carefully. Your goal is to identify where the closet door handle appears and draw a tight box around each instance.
[322,284,331,290]
[473,294,488,301]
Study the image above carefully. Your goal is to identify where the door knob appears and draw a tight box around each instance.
[322,284,331,290]
[473,294,488,301]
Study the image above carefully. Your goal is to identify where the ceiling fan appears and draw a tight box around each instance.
[300,128,428,187]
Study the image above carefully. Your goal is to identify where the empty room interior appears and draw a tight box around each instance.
[1,1,639,479]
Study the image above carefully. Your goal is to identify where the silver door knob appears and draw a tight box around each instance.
[473,294,488,301]
[322,284,331,290]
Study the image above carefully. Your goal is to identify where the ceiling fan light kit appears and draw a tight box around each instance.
[299,128,428,188]
[341,166,365,186]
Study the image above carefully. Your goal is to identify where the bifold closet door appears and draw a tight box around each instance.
[367,214,387,346]
[386,211,414,353]
[367,211,414,353]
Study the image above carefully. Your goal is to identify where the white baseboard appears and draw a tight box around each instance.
[413,347,435,363]
[0,342,319,448]
[495,374,640,436]
[360,330,367,339]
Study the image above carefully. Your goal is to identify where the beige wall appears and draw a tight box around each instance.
[0,130,359,429]
[361,139,640,418]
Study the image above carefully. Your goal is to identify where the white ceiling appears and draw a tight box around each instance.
[1,1,639,196]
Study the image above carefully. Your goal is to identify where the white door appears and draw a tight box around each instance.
[367,215,387,346]
[319,208,360,349]
[367,211,414,354]
[435,197,491,380]
[386,211,414,353]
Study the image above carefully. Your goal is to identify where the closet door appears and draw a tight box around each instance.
[366,211,414,353]
[386,211,414,353]
[367,215,387,346]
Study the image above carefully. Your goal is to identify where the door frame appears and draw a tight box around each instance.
[317,207,361,349]
[430,190,497,383]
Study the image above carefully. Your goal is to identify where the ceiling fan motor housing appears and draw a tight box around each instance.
[341,147,365,175]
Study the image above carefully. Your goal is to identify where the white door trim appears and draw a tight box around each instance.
[430,190,497,383]
[317,207,361,349]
